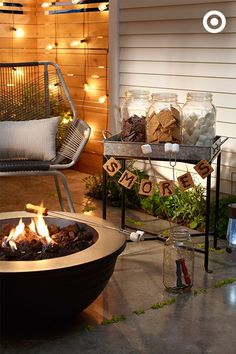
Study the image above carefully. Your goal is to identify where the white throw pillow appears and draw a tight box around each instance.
[0,117,60,161]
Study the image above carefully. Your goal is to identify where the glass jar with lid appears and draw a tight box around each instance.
[182,92,216,146]
[146,93,182,143]
[163,229,194,292]
[120,90,150,142]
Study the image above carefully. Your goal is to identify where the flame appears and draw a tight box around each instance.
[29,219,36,233]
[2,218,25,250]
[2,210,53,251]
[9,218,25,241]
[35,214,52,244]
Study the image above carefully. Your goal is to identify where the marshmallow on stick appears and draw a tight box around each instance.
[25,203,48,216]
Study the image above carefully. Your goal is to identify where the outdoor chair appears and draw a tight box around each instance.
[0,61,91,212]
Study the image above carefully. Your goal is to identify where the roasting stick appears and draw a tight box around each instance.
[25,203,139,239]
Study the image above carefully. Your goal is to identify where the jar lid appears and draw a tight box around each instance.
[151,92,178,101]
[125,90,150,98]
[186,92,212,101]
[228,203,236,219]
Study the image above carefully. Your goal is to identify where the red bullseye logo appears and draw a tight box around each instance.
[203,10,226,33]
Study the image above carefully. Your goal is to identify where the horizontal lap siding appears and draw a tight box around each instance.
[119,0,236,194]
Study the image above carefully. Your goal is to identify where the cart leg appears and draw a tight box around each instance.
[102,155,107,220]
[214,153,221,249]
[205,173,212,272]
[121,160,126,230]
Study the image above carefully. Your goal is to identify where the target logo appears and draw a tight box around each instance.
[203,10,226,33]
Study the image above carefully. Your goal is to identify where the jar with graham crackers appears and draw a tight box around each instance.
[146,93,182,144]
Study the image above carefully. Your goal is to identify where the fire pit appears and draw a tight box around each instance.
[0,211,126,329]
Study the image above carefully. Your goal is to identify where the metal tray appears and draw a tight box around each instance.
[104,134,227,164]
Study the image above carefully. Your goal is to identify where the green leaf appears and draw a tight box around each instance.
[214,278,236,288]
[151,298,176,310]
[194,288,207,296]
[190,220,198,229]
[133,309,145,316]
[101,315,126,326]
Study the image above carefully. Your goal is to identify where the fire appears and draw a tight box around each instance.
[2,212,53,251]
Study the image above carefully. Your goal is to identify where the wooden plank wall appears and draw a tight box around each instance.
[0,1,37,62]
[119,0,236,194]
[0,1,109,174]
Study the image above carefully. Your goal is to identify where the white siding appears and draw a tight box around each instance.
[111,0,236,194]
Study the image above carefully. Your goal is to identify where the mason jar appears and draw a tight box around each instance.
[182,92,216,146]
[163,229,194,292]
[120,90,150,142]
[146,93,182,143]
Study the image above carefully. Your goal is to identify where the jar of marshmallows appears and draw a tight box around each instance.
[182,92,216,146]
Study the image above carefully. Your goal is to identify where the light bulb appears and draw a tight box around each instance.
[46,43,55,50]
[0,2,4,6]
[15,28,25,38]
[98,3,108,11]
[72,0,81,4]
[84,83,90,92]
[13,68,24,77]
[91,75,100,79]
[97,66,105,69]
[41,2,51,7]
[67,73,74,77]
[70,40,80,47]
[97,36,103,39]
[98,95,107,104]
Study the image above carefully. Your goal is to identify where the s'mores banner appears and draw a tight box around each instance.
[103,157,214,197]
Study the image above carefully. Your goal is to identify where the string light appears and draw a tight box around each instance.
[12,68,24,77]
[70,40,80,47]
[15,28,25,38]
[97,65,105,69]
[72,0,82,4]
[84,82,90,92]
[41,2,51,7]
[98,95,107,104]
[98,3,108,11]
[11,27,25,38]
[46,43,56,50]
[91,75,100,79]
[70,38,87,47]
[97,36,103,39]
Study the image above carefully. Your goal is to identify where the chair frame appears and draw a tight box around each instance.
[0,61,91,212]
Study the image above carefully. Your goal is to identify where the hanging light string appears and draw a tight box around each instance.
[82,2,88,119]
[11,0,15,63]
[104,47,109,130]
[54,3,58,63]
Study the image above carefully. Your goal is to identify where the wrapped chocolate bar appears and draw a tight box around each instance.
[120,90,150,142]
[182,92,216,146]
[146,93,182,143]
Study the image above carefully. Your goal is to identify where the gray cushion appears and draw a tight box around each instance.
[0,117,60,161]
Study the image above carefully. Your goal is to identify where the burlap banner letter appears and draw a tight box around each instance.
[159,180,174,197]
[139,179,154,196]
[118,170,137,189]
[103,157,121,177]
[194,159,214,179]
[177,172,194,192]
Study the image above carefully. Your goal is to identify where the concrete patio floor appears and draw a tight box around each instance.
[1,170,236,353]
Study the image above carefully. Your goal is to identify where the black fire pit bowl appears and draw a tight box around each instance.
[0,212,126,330]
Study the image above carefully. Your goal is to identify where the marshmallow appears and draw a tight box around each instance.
[172,143,179,153]
[130,230,145,242]
[164,143,173,153]
[141,144,152,154]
